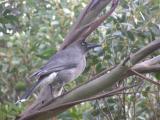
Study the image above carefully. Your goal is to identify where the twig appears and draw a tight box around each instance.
[117,91,160,94]
[96,100,111,120]
[130,69,160,86]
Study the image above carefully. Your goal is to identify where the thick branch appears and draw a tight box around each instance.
[132,55,160,73]
[130,40,160,65]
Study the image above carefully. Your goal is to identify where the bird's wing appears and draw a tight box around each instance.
[30,63,77,79]
[29,47,81,79]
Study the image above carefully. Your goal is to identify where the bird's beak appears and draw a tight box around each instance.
[87,43,101,50]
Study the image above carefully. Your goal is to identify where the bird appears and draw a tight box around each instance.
[16,40,100,103]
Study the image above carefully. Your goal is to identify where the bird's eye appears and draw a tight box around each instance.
[81,42,86,46]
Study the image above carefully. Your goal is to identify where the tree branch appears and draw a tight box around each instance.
[132,55,160,73]
[130,40,160,65]
[130,69,160,86]
[60,0,118,50]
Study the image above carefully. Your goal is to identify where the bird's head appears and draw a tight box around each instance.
[68,40,101,54]
[80,41,101,53]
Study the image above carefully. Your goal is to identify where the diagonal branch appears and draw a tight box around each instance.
[130,40,160,65]
[60,0,112,49]
[132,55,160,73]
[60,0,118,50]
[69,0,112,31]
[38,84,138,111]
[41,84,138,113]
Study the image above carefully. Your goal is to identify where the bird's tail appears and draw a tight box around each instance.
[16,80,41,104]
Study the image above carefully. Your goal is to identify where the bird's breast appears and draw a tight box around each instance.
[57,56,86,83]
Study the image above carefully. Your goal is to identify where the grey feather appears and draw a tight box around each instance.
[17,41,100,103]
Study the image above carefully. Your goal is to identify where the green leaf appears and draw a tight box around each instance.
[36,48,55,59]
[155,73,160,80]
[96,63,102,72]
[5,15,18,23]
[127,31,135,40]
[15,81,26,91]
[0,17,9,24]
[0,15,18,24]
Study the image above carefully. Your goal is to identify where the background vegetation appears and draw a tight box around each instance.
[0,0,159,119]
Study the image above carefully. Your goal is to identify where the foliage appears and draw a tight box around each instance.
[0,0,159,120]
